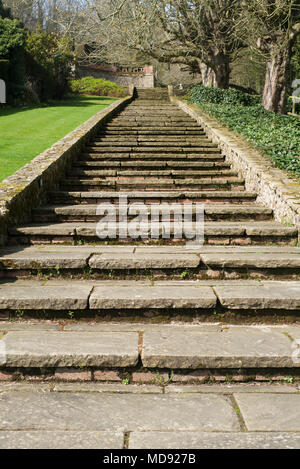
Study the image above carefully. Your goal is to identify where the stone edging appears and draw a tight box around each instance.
[171,96,300,235]
[0,94,133,246]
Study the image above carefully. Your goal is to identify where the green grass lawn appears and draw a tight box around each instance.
[0,95,117,182]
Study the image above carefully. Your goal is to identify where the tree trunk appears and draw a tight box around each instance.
[200,63,216,87]
[262,45,291,114]
[210,52,230,89]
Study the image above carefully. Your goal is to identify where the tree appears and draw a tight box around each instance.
[50,0,244,88]
[237,0,300,113]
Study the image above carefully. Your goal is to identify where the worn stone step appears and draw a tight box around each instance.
[201,252,300,269]
[49,190,258,205]
[97,130,204,135]
[60,177,245,191]
[33,204,272,223]
[215,283,300,310]
[0,247,200,272]
[8,221,297,245]
[94,137,210,143]
[83,152,224,160]
[74,160,231,169]
[88,143,218,149]
[0,282,217,312]
[0,280,300,317]
[68,169,238,178]
[141,324,300,368]
[3,246,300,280]
[105,125,201,131]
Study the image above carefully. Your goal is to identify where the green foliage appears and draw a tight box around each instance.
[189,85,261,106]
[0,17,25,57]
[190,86,300,177]
[25,27,73,100]
[70,76,127,98]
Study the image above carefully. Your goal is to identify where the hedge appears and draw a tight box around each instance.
[189,85,300,177]
[70,77,127,98]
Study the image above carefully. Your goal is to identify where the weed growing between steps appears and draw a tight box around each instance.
[1,365,300,385]
[1,308,300,324]
[189,85,300,178]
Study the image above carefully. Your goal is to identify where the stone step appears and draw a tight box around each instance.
[94,137,210,143]
[49,190,258,205]
[83,152,224,160]
[60,178,245,192]
[8,221,297,246]
[0,280,300,317]
[2,246,300,280]
[97,130,205,135]
[88,143,218,150]
[32,204,273,223]
[0,323,300,372]
[74,160,231,170]
[105,125,201,130]
[68,169,238,178]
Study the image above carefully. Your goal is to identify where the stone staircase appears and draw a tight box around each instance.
[0,88,300,382]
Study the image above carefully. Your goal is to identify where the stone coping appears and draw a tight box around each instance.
[0,94,133,246]
[171,96,300,234]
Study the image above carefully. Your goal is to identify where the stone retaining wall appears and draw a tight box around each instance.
[171,96,300,234]
[0,93,133,246]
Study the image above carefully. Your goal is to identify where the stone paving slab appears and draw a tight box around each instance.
[165,384,299,394]
[89,252,200,269]
[53,383,162,393]
[0,322,60,331]
[0,285,92,310]
[3,331,139,367]
[129,431,300,449]
[63,323,221,332]
[89,285,217,309]
[142,327,294,368]
[0,392,239,432]
[0,251,90,270]
[235,393,300,431]
[201,252,300,268]
[0,431,124,449]
[215,284,300,309]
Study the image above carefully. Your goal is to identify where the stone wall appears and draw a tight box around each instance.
[171,96,300,234]
[78,65,154,89]
[0,93,133,246]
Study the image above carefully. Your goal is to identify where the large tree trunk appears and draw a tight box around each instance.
[262,45,291,114]
[210,52,230,89]
[200,63,216,87]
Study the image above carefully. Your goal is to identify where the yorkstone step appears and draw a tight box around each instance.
[83,152,223,160]
[60,177,245,191]
[74,160,231,169]
[201,252,300,269]
[49,190,258,204]
[0,280,300,315]
[89,142,218,149]
[2,246,300,279]
[97,130,204,135]
[68,169,238,178]
[33,204,272,222]
[8,221,297,245]
[215,283,300,310]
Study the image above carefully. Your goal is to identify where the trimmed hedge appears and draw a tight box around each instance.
[70,77,126,98]
[189,86,300,177]
[189,85,261,106]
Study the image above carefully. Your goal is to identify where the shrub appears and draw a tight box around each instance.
[189,85,300,177]
[189,85,261,107]
[70,76,126,98]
